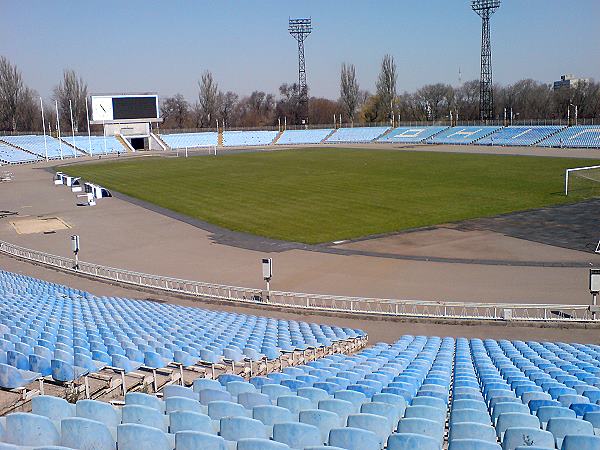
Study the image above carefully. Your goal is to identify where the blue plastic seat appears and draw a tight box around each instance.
[397,418,444,443]
[60,417,116,450]
[31,395,75,421]
[328,427,381,450]
[547,417,594,448]
[491,402,530,424]
[163,384,198,400]
[169,410,212,434]
[277,395,313,419]
[387,432,442,450]
[122,404,168,432]
[570,403,600,417]
[191,378,228,397]
[261,384,292,402]
[448,439,501,450]
[448,422,496,442]
[501,427,554,450]
[125,392,165,412]
[175,430,227,450]
[117,423,170,450]
[238,392,271,409]
[237,438,291,449]
[0,363,39,388]
[496,413,540,439]
[318,398,354,424]
[347,413,390,448]
[3,413,60,446]
[299,409,341,444]
[165,396,204,414]
[273,422,322,449]
[76,399,121,428]
[220,416,269,442]
[334,389,367,411]
[561,435,600,450]
[207,400,247,421]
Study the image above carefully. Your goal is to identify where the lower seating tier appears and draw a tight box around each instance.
[2,334,599,449]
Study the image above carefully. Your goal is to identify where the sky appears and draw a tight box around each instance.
[1,0,599,102]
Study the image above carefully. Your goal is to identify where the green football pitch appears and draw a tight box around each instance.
[59,148,600,244]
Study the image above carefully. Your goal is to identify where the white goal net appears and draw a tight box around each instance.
[565,165,600,196]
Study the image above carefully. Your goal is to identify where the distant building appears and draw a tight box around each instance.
[553,74,589,91]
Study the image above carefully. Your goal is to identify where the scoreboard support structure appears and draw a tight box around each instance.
[90,93,163,151]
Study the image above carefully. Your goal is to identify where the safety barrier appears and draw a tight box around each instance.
[0,239,596,322]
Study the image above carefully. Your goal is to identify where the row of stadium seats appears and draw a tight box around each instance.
[62,135,125,155]
[223,131,279,147]
[476,126,565,146]
[539,126,600,148]
[378,126,449,143]
[326,127,390,143]
[159,125,600,150]
[2,125,598,163]
[161,132,219,149]
[276,129,334,145]
[0,142,40,164]
[427,126,503,145]
[0,135,83,159]
[2,334,599,449]
[0,270,363,388]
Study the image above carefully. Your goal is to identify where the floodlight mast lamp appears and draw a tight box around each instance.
[471,0,501,122]
[289,18,312,123]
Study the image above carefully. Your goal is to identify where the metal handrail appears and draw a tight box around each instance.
[0,240,595,322]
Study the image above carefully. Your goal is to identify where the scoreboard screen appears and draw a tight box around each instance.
[91,94,159,122]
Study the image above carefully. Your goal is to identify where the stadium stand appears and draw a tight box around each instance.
[378,126,448,143]
[0,270,363,387]
[538,125,600,148]
[427,126,503,145]
[0,142,40,164]
[276,129,334,145]
[325,127,390,143]
[62,135,125,155]
[476,125,565,147]
[222,131,279,147]
[2,333,600,449]
[161,132,219,149]
[0,135,83,159]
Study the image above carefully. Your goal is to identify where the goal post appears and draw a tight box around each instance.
[565,165,600,195]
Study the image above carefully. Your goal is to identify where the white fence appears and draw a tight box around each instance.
[0,240,596,323]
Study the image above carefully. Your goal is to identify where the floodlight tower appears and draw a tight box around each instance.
[471,0,501,121]
[289,18,312,122]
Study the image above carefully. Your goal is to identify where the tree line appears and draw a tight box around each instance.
[0,54,598,133]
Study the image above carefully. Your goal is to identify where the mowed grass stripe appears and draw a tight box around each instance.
[60,148,600,244]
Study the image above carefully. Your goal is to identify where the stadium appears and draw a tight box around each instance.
[1,1,600,449]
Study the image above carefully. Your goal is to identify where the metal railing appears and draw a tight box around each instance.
[1,240,596,323]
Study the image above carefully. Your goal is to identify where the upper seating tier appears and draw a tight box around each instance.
[427,127,503,145]
[378,126,448,143]
[476,126,565,147]
[222,131,278,147]
[326,127,390,143]
[538,125,600,148]
[0,135,83,159]
[161,132,219,149]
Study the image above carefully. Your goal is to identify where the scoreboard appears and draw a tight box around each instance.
[91,94,159,122]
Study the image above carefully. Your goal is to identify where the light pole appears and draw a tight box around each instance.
[71,235,80,270]
[262,258,273,302]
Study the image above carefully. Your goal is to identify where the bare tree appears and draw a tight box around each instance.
[160,94,190,129]
[415,84,453,121]
[376,54,397,122]
[218,91,239,127]
[53,69,88,131]
[198,71,219,127]
[340,63,360,124]
[0,56,24,131]
[18,87,41,131]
